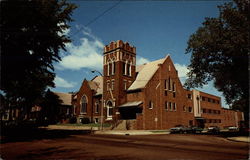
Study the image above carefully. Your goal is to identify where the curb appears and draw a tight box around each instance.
[226,137,250,143]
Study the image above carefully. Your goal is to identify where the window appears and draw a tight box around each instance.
[165,101,168,110]
[107,101,113,119]
[172,82,176,92]
[122,62,126,75]
[107,63,110,76]
[188,106,192,113]
[112,61,116,75]
[208,109,212,114]
[165,90,168,96]
[212,99,215,103]
[169,102,172,111]
[202,96,206,101]
[187,94,192,99]
[168,77,171,90]
[81,96,87,113]
[168,65,171,71]
[149,101,153,109]
[95,102,99,113]
[173,103,176,111]
[127,63,130,76]
[164,80,167,89]
[111,81,114,90]
[208,98,211,102]
[173,92,176,98]
[109,63,112,76]
[203,108,206,113]
[108,107,113,116]
[129,63,132,76]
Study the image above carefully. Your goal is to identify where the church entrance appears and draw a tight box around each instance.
[118,101,143,120]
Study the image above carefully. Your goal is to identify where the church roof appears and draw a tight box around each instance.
[88,76,103,96]
[53,92,72,106]
[128,55,169,91]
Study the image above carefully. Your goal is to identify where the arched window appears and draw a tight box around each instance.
[122,61,126,75]
[106,101,113,119]
[112,60,116,75]
[107,60,112,76]
[127,62,130,76]
[109,62,112,75]
[81,96,87,113]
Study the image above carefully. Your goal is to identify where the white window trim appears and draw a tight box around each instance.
[106,101,113,120]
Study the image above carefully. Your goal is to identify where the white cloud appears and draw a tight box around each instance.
[137,56,150,65]
[57,22,70,36]
[174,63,189,78]
[174,63,189,85]
[57,26,104,70]
[54,76,76,88]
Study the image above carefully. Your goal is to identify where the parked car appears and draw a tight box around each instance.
[228,126,238,131]
[189,126,203,134]
[208,126,220,134]
[170,125,188,134]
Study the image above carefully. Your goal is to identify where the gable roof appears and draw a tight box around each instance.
[53,92,72,106]
[128,55,169,91]
[88,76,103,96]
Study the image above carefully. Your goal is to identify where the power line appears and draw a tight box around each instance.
[70,0,122,37]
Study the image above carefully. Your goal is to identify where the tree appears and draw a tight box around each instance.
[0,0,76,120]
[39,90,62,124]
[185,0,249,121]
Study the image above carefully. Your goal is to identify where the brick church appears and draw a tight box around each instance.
[72,40,244,130]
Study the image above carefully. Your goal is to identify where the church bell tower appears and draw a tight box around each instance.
[103,40,136,121]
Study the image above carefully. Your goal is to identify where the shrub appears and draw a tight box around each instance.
[69,117,77,124]
[81,117,90,124]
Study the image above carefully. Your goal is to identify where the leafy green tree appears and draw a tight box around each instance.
[0,0,76,120]
[185,0,249,121]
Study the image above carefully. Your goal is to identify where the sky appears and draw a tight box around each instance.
[52,0,230,107]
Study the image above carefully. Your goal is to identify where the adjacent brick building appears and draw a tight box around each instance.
[73,40,244,130]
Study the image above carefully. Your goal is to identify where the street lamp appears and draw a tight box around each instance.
[91,70,104,131]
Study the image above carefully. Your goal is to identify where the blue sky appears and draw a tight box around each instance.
[53,0,230,107]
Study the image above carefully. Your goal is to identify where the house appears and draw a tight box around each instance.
[53,92,74,123]
[73,40,244,130]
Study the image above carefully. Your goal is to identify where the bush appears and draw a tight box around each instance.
[81,117,90,124]
[69,117,77,124]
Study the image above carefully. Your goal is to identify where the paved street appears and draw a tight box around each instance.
[1,130,249,160]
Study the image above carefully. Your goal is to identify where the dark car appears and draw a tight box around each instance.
[189,126,203,134]
[208,126,220,134]
[170,125,188,134]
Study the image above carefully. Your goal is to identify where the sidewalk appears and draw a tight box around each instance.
[227,136,250,143]
[41,125,99,131]
[94,130,170,135]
